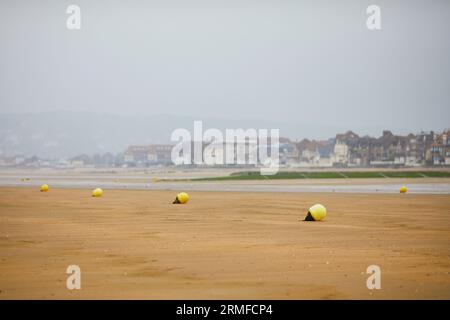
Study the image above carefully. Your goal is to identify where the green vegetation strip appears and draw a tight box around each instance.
[191,171,450,181]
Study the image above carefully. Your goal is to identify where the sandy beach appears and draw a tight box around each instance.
[0,187,449,299]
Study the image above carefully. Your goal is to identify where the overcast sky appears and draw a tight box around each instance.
[0,0,449,137]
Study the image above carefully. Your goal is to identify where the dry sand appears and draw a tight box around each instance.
[0,187,449,299]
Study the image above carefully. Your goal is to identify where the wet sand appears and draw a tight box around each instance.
[2,173,450,194]
[2,168,450,194]
[0,187,449,299]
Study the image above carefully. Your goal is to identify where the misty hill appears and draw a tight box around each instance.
[0,112,180,158]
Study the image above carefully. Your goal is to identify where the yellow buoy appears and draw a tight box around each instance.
[399,186,407,193]
[173,192,189,204]
[92,188,103,197]
[304,204,327,221]
[40,184,49,192]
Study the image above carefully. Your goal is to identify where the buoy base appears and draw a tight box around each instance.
[304,211,315,221]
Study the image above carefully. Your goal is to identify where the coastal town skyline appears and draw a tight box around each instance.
[2,127,448,168]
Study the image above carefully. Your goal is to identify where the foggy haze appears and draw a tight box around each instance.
[0,0,449,157]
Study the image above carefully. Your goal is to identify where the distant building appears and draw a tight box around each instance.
[331,141,349,166]
[318,129,449,168]
[430,130,450,165]
[70,154,92,168]
[124,144,173,166]
[292,139,333,167]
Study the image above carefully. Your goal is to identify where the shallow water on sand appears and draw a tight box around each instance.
[1,175,450,194]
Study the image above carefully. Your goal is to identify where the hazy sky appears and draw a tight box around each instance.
[1,0,449,137]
